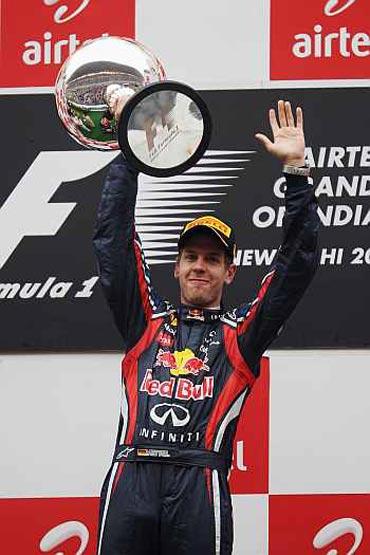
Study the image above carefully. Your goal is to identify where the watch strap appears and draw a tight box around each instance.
[283,164,310,177]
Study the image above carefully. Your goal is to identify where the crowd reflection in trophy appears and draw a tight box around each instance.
[55,36,212,177]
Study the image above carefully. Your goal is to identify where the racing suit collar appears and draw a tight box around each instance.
[179,305,222,322]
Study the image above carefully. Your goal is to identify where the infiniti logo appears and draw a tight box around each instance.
[150,403,190,427]
[43,0,91,23]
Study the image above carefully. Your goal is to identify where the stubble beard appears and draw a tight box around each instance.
[182,284,216,308]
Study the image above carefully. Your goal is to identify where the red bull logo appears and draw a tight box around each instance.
[187,308,205,321]
[140,369,214,401]
[155,348,209,377]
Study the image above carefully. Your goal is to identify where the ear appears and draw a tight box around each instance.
[174,257,180,279]
[224,263,237,285]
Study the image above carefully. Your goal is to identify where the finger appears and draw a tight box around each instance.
[296,106,304,130]
[278,99,288,127]
[285,101,295,127]
[255,133,273,151]
[269,108,279,136]
[106,94,117,114]
[115,93,131,122]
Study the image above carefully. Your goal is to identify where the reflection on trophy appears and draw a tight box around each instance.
[55,37,166,150]
[55,36,212,177]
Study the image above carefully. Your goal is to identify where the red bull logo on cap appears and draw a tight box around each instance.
[155,348,209,377]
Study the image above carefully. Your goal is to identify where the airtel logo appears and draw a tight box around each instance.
[40,520,89,554]
[291,0,368,60]
[324,0,358,16]
[43,0,91,23]
[313,518,363,555]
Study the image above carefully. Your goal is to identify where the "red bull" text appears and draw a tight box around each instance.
[140,369,214,401]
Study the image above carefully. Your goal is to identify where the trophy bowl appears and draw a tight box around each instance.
[55,35,166,150]
[55,36,212,176]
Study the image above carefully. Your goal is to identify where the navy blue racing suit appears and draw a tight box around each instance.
[93,155,319,555]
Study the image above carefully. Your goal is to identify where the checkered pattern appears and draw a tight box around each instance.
[1,352,369,554]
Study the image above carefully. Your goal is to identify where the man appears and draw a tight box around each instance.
[93,100,319,554]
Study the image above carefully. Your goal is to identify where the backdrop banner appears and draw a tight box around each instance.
[0,0,135,88]
[0,88,368,350]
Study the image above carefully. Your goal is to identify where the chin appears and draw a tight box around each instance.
[187,294,212,308]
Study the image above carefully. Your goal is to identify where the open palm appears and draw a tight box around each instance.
[255,100,306,166]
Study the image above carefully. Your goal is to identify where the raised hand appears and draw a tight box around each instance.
[105,85,133,122]
[255,100,306,167]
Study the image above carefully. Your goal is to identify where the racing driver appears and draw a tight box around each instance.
[93,100,319,554]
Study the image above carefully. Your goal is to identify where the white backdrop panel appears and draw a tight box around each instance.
[1,350,370,499]
[0,353,121,497]
[270,350,370,494]
[233,494,268,555]
[136,0,269,90]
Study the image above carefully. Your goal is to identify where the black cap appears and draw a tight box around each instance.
[178,215,237,259]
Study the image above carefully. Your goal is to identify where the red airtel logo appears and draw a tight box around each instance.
[270,0,369,79]
[324,0,358,16]
[313,517,363,554]
[270,495,370,554]
[43,0,91,23]
[40,521,89,554]
[0,0,134,87]
[292,1,368,61]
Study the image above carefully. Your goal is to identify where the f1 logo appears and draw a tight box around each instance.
[0,151,116,270]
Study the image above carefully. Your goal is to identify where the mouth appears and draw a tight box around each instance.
[188,277,209,283]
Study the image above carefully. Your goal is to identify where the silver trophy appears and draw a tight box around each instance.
[55,36,212,176]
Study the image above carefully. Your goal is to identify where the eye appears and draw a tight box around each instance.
[185,253,196,261]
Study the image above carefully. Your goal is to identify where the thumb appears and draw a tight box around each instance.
[255,133,273,151]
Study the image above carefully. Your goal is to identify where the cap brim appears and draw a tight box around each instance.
[178,225,230,252]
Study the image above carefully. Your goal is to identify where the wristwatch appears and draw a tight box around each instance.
[282,164,310,177]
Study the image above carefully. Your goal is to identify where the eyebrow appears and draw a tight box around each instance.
[184,249,223,257]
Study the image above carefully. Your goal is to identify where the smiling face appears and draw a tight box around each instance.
[174,231,237,308]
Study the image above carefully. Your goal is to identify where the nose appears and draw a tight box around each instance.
[192,255,207,272]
